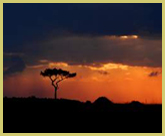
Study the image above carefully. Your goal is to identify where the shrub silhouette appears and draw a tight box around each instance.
[40,68,76,99]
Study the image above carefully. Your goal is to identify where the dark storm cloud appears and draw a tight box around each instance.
[149,71,161,77]
[3,54,26,77]
[3,3,162,76]
[9,35,161,68]
[3,3,162,53]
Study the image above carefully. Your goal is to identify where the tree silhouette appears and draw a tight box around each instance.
[40,68,76,99]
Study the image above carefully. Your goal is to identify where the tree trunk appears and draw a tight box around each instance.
[54,87,57,99]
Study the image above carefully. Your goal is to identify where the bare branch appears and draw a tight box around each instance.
[49,75,59,89]
[53,76,58,82]
[55,76,68,88]
[56,76,67,84]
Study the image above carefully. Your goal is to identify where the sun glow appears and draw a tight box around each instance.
[104,35,139,40]
[48,62,69,68]
[120,35,128,39]
[120,35,138,39]
[86,63,129,71]
[132,35,138,39]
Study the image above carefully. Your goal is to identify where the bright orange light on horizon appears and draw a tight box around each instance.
[120,35,128,39]
[120,35,138,39]
[104,35,139,40]
[132,35,138,39]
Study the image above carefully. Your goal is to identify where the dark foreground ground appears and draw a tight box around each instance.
[3,97,162,133]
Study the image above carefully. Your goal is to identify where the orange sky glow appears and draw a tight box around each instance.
[3,62,162,104]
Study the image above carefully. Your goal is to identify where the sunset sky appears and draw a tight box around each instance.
[3,3,162,103]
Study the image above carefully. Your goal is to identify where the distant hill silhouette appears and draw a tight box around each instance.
[3,97,162,133]
[93,97,113,111]
[129,100,143,105]
[94,96,113,105]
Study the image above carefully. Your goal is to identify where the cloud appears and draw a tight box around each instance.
[97,71,109,75]
[27,64,45,69]
[3,35,162,78]
[39,59,50,63]
[3,4,162,70]
[3,3,162,47]
[3,55,26,78]
[19,35,161,68]
[148,71,161,77]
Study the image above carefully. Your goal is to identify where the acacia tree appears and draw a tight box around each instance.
[40,68,76,99]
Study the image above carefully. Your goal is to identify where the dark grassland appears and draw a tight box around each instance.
[3,97,162,133]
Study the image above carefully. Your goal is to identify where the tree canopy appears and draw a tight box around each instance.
[41,68,76,77]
